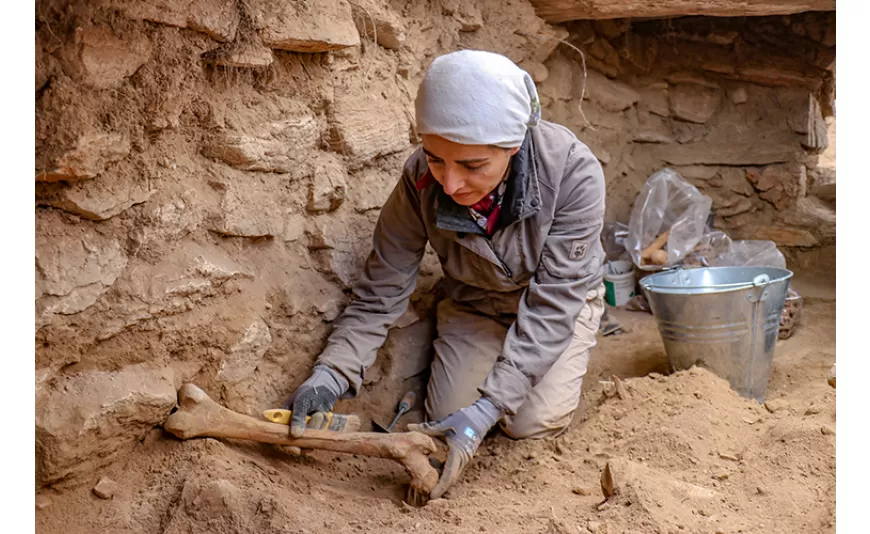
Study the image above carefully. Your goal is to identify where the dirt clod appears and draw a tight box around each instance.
[36,495,52,510]
[764,398,790,413]
[92,477,117,500]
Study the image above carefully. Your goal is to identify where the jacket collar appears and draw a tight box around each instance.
[429,131,541,236]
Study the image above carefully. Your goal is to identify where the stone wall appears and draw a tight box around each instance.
[35,0,835,488]
[534,13,836,251]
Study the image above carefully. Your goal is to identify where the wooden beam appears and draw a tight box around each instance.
[529,0,835,23]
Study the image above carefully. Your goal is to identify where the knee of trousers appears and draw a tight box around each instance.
[500,409,574,440]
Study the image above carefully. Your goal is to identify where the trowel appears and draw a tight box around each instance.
[373,391,416,433]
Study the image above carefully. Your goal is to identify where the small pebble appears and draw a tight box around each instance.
[572,487,591,496]
[93,477,117,500]
[821,425,835,436]
[719,453,740,462]
[587,520,601,533]
[35,495,51,510]
[805,405,822,415]
[764,398,790,413]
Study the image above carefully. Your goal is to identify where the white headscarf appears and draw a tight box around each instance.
[414,50,541,148]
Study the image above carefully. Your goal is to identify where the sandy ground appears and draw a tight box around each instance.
[35,276,835,534]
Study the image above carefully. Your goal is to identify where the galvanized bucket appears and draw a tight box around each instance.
[639,266,793,402]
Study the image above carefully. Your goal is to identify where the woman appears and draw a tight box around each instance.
[283,50,606,499]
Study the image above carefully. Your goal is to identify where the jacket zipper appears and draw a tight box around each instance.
[487,238,513,278]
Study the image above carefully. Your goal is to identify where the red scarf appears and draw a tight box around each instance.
[416,170,505,236]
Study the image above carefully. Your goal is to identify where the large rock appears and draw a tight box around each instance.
[584,70,640,112]
[36,220,128,330]
[746,164,806,211]
[283,213,306,243]
[348,167,397,213]
[633,111,674,144]
[208,173,283,238]
[713,167,755,196]
[328,83,410,164]
[440,0,484,32]
[777,195,836,241]
[35,365,176,485]
[809,118,836,201]
[142,187,207,243]
[637,83,669,117]
[733,63,824,92]
[588,37,621,68]
[217,318,273,384]
[248,0,360,52]
[112,242,254,332]
[202,128,316,174]
[61,26,152,90]
[668,84,722,124]
[350,0,406,50]
[735,225,819,247]
[37,164,155,221]
[201,40,274,69]
[201,101,320,175]
[646,141,800,166]
[528,0,835,23]
[306,212,378,288]
[113,0,240,42]
[665,72,720,90]
[36,132,131,182]
[307,156,347,213]
[282,268,348,321]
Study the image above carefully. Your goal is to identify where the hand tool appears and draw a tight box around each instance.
[372,391,416,433]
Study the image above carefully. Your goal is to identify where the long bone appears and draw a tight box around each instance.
[163,384,439,506]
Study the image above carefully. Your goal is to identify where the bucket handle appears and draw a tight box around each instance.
[752,274,771,286]
[747,274,771,303]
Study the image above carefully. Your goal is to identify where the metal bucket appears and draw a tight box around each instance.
[639,266,793,402]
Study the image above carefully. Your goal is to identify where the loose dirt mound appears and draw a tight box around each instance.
[36,298,836,534]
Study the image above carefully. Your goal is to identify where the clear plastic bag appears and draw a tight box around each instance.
[712,240,786,269]
[625,169,712,270]
[601,221,630,262]
[681,231,786,270]
[681,230,732,268]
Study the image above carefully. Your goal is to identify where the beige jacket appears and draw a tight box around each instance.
[318,120,606,414]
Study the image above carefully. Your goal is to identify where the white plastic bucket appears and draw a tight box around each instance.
[604,261,635,306]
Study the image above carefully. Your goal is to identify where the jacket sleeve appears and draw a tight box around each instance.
[317,156,429,395]
[480,142,606,414]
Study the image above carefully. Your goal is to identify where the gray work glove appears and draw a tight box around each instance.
[282,365,350,438]
[407,397,503,499]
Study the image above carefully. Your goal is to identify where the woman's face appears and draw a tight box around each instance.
[421,135,520,206]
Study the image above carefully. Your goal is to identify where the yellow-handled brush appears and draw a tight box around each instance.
[262,409,361,433]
